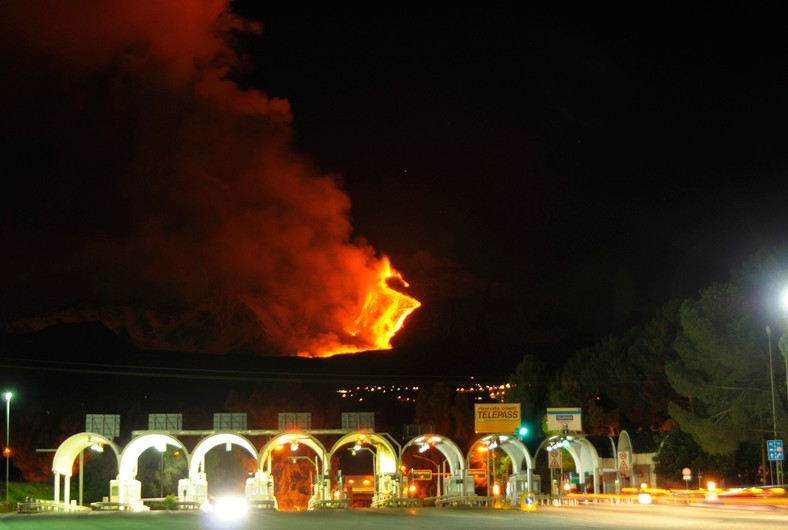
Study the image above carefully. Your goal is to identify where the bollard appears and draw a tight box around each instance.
[520,492,537,512]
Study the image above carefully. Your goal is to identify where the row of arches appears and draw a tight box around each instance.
[51,429,654,509]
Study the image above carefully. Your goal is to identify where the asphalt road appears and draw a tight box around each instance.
[0,503,787,530]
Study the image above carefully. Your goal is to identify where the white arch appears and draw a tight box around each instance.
[618,429,658,489]
[402,434,466,475]
[534,434,605,493]
[329,432,397,475]
[53,432,121,477]
[51,432,121,505]
[261,432,329,475]
[466,433,533,473]
[119,433,186,480]
[189,433,259,479]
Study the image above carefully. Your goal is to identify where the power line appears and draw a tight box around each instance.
[0,356,507,386]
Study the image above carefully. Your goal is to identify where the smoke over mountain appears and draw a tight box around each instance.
[0,1,394,355]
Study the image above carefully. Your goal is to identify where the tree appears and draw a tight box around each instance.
[450,391,475,447]
[507,354,551,434]
[654,429,706,482]
[654,429,759,487]
[547,303,682,436]
[621,300,682,430]
[666,279,783,455]
[548,342,615,435]
[548,331,647,435]
[414,383,453,434]
[274,455,313,509]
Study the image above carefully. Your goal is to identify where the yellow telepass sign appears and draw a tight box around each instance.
[474,403,521,433]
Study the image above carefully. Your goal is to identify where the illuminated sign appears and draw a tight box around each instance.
[546,408,582,432]
[474,403,521,433]
[411,469,432,480]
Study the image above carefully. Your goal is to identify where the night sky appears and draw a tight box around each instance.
[232,3,788,355]
[1,1,787,372]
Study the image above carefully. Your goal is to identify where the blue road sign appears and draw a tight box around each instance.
[767,439,784,461]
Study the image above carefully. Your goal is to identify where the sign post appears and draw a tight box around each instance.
[546,408,582,432]
[548,449,562,469]
[617,451,630,472]
[682,467,692,502]
[767,439,784,461]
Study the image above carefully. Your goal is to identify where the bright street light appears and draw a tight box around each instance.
[779,288,788,317]
[3,392,12,503]
[780,288,788,410]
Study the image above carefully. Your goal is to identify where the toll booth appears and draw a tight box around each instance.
[444,471,475,496]
[178,473,207,504]
[109,477,142,508]
[245,470,275,501]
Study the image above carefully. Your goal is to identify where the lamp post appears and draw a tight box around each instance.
[3,392,11,503]
[780,288,788,485]
[767,326,780,485]
[781,334,788,434]
[290,455,320,496]
[482,437,499,497]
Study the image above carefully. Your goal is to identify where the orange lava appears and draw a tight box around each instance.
[300,256,421,357]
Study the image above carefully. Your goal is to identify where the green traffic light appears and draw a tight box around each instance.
[518,427,528,436]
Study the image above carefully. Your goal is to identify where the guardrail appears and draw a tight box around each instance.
[385,497,424,507]
[309,499,350,509]
[249,499,277,510]
[171,501,202,510]
[90,501,138,511]
[18,500,92,513]
[435,495,493,507]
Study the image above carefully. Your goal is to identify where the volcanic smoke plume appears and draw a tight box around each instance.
[0,1,418,356]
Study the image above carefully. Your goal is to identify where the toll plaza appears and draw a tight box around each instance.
[36,408,656,511]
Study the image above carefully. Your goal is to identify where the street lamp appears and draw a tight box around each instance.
[478,437,498,497]
[779,288,788,485]
[780,289,788,412]
[766,326,780,485]
[3,392,11,503]
[290,455,320,496]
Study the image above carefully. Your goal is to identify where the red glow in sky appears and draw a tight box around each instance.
[0,0,419,356]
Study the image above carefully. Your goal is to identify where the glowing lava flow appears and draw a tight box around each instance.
[300,257,421,358]
[348,257,421,351]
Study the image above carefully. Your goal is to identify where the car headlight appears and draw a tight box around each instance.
[209,496,249,522]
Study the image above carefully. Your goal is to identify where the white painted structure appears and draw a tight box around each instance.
[51,432,121,506]
[111,432,186,509]
[51,427,665,509]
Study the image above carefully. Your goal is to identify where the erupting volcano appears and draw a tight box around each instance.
[0,0,422,358]
[303,256,421,358]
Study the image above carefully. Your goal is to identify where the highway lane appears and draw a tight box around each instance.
[0,503,786,530]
